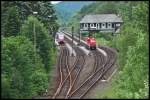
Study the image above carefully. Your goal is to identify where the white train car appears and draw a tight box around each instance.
[55,32,65,45]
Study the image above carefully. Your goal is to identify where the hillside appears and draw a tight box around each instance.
[53,1,93,25]
[67,1,139,33]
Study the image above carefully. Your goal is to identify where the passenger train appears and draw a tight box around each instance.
[55,33,65,45]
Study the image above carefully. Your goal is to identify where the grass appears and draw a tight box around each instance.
[95,32,113,46]
[95,86,116,99]
[95,37,109,46]
[94,73,119,99]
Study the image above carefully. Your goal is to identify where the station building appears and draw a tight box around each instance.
[80,14,123,33]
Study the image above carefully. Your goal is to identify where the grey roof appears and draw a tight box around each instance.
[80,14,123,23]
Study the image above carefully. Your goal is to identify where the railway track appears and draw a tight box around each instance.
[92,50,106,73]
[52,31,117,99]
[52,42,86,98]
[64,36,106,99]
[65,47,85,98]
[63,32,117,99]
[64,36,86,99]
[62,31,85,47]
[66,47,116,99]
[66,54,107,98]
[52,46,71,98]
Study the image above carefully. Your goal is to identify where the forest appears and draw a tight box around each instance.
[67,1,149,99]
[1,1,59,98]
[53,1,93,25]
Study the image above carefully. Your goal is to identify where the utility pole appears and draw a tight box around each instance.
[48,15,55,48]
[71,26,74,56]
[78,29,81,46]
[33,11,38,64]
[33,19,36,63]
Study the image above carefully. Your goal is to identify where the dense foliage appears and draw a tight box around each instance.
[111,2,149,98]
[2,36,48,98]
[1,1,58,99]
[1,6,21,36]
[1,1,59,36]
[68,1,149,99]
[21,16,55,72]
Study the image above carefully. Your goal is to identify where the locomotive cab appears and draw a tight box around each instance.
[86,35,96,50]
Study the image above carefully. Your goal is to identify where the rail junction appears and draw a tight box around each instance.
[39,31,118,99]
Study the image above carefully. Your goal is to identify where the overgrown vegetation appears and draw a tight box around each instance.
[68,1,149,99]
[1,1,58,99]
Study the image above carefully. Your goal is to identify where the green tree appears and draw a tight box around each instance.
[132,1,148,32]
[2,75,11,98]
[2,36,48,98]
[113,30,148,98]
[1,1,59,35]
[111,1,149,99]
[21,16,55,72]
[2,6,21,37]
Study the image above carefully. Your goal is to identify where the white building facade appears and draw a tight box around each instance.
[80,14,123,33]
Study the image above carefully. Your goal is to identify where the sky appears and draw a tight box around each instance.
[51,1,61,4]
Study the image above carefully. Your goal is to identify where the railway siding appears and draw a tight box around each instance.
[66,43,76,56]
[50,31,117,99]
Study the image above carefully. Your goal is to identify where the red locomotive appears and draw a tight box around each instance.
[86,35,96,50]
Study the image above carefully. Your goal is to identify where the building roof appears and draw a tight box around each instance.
[80,14,123,23]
